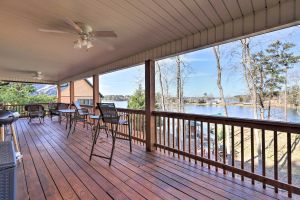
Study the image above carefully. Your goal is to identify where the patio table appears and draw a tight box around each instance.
[58,109,75,132]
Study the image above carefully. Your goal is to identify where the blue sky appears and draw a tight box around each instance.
[99,25,300,97]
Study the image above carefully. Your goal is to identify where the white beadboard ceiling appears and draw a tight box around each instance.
[0,0,299,84]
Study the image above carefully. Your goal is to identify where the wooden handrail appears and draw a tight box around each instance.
[152,110,300,197]
[152,110,300,134]
[116,108,145,114]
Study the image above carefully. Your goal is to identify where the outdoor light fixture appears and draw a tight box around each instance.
[73,36,93,50]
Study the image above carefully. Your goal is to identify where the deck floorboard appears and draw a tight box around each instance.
[13,118,287,200]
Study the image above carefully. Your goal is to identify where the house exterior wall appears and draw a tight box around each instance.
[61,80,95,105]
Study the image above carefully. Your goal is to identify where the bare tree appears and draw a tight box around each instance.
[213,45,232,164]
[240,38,263,173]
[213,46,229,116]
[157,62,166,111]
[176,56,183,112]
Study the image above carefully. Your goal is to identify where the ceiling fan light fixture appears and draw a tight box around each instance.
[86,40,94,49]
[81,38,88,46]
[34,71,44,80]
[74,39,82,49]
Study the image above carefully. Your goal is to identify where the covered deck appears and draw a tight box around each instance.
[15,117,284,200]
[1,0,300,199]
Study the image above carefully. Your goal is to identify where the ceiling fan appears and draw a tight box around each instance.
[33,71,44,80]
[0,68,46,80]
[38,18,117,49]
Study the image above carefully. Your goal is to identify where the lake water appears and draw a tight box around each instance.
[102,100,300,123]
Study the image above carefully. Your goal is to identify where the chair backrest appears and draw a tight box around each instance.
[25,104,44,113]
[97,103,119,124]
[58,103,69,110]
[48,103,58,110]
[73,101,86,115]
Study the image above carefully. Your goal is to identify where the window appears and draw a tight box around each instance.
[78,99,93,106]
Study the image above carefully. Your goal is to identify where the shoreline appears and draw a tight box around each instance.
[183,102,299,109]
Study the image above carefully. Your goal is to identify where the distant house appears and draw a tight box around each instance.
[61,79,103,106]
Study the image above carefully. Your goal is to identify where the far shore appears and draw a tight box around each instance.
[183,102,299,109]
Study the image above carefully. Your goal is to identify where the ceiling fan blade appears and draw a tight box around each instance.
[38,28,73,34]
[93,39,115,51]
[64,17,83,33]
[93,31,117,38]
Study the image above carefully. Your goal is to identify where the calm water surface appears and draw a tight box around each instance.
[103,100,300,123]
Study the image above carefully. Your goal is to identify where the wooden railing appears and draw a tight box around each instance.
[116,108,146,144]
[152,110,300,197]
[3,103,50,117]
[3,102,300,196]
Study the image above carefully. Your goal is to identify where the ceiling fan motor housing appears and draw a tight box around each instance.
[76,22,93,34]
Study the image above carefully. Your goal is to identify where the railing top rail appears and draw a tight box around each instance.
[4,103,50,106]
[153,110,300,133]
[116,108,145,114]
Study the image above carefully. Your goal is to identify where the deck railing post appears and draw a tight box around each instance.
[70,81,75,104]
[57,83,61,103]
[145,59,155,152]
[93,75,100,113]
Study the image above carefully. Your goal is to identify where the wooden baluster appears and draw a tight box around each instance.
[159,116,162,151]
[140,114,143,144]
[173,118,175,157]
[155,116,157,150]
[133,113,136,144]
[201,121,204,167]
[223,124,226,174]
[287,132,292,198]
[140,114,142,141]
[241,127,244,181]
[251,128,255,184]
[138,114,141,143]
[168,117,170,154]
[215,123,218,171]
[125,112,127,137]
[194,120,197,164]
[177,118,180,158]
[188,120,191,162]
[142,114,144,143]
[163,117,166,153]
[183,119,185,160]
[274,131,278,193]
[231,125,235,178]
[262,129,266,188]
[208,122,210,169]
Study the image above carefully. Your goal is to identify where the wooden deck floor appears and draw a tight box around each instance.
[14,118,288,200]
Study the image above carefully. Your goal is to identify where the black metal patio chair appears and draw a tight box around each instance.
[24,104,45,123]
[48,103,69,122]
[89,103,132,166]
[67,101,91,137]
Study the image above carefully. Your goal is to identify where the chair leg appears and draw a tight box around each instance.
[109,127,117,166]
[89,132,97,161]
[105,125,109,138]
[65,115,68,129]
[72,118,77,133]
[93,126,100,145]
[67,118,73,138]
